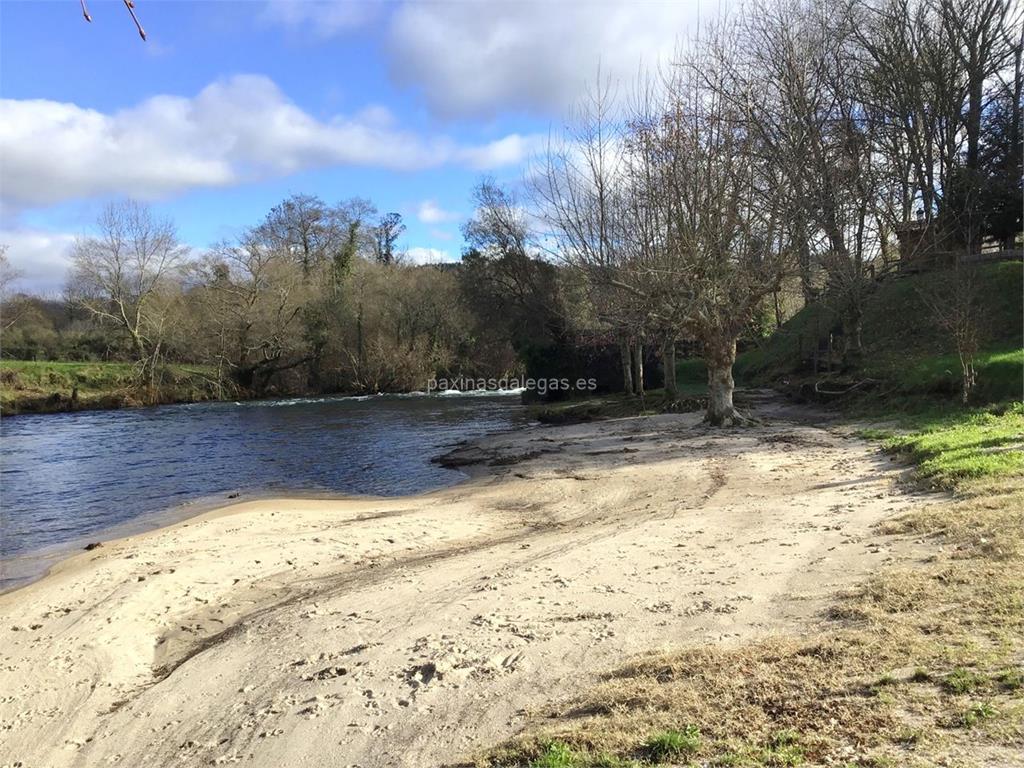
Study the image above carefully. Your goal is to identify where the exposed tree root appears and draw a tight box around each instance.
[703,407,759,427]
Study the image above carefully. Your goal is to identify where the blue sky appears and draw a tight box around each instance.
[1,0,703,292]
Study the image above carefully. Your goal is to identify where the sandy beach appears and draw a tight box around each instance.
[0,400,929,768]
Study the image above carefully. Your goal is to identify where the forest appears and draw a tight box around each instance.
[1,0,1020,424]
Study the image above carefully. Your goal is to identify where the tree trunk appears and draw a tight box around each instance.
[662,340,677,400]
[843,305,864,367]
[620,339,634,396]
[794,210,815,303]
[959,348,976,406]
[356,300,365,372]
[633,341,645,398]
[704,336,743,426]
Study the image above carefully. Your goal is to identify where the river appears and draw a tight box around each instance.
[0,391,526,589]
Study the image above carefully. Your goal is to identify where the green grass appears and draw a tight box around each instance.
[943,668,987,695]
[958,701,998,729]
[995,668,1023,691]
[529,742,578,768]
[0,359,225,415]
[736,260,1023,406]
[523,741,640,768]
[1,359,141,388]
[865,345,1023,403]
[675,358,709,396]
[880,404,1024,486]
[645,726,701,760]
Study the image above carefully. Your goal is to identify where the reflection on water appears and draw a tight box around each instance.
[0,392,525,587]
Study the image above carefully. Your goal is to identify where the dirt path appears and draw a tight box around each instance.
[0,402,927,768]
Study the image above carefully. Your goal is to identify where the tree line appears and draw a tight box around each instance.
[529,0,1021,423]
[1,0,1020,422]
[0,197,526,398]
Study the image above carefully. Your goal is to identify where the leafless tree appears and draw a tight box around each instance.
[535,77,661,399]
[537,36,796,423]
[729,0,882,363]
[858,0,1018,247]
[653,34,793,424]
[197,230,312,394]
[0,246,26,332]
[255,194,373,278]
[918,263,986,403]
[68,201,188,388]
[372,212,406,265]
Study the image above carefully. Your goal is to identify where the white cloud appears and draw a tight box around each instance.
[458,133,547,169]
[263,1,714,119]
[386,0,706,118]
[0,229,77,296]
[416,199,458,224]
[260,0,383,37]
[405,246,455,265]
[0,75,542,210]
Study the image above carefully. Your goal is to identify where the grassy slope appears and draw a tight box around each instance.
[872,403,1024,486]
[736,261,1023,404]
[0,360,226,415]
[540,262,1022,423]
[480,406,1024,768]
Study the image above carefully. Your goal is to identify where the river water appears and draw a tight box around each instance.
[0,392,526,589]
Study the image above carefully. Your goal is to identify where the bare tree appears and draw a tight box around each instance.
[535,76,661,399]
[858,0,1018,247]
[657,38,793,424]
[256,194,369,277]
[461,178,565,341]
[918,263,986,403]
[197,229,312,394]
[0,246,26,332]
[68,201,188,388]
[537,42,794,423]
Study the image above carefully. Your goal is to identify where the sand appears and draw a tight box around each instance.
[0,397,928,768]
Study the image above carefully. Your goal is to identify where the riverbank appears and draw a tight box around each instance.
[0,360,229,416]
[0,359,534,417]
[0,391,526,589]
[0,396,948,768]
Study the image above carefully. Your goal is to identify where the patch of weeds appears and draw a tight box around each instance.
[645,726,701,761]
[589,755,639,768]
[943,667,986,695]
[909,668,932,683]
[957,701,998,729]
[871,673,899,693]
[530,742,578,768]
[760,730,805,766]
[713,733,805,767]
[892,726,924,746]
[873,689,896,706]
[994,668,1022,691]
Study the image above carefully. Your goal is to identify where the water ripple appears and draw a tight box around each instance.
[0,393,525,561]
